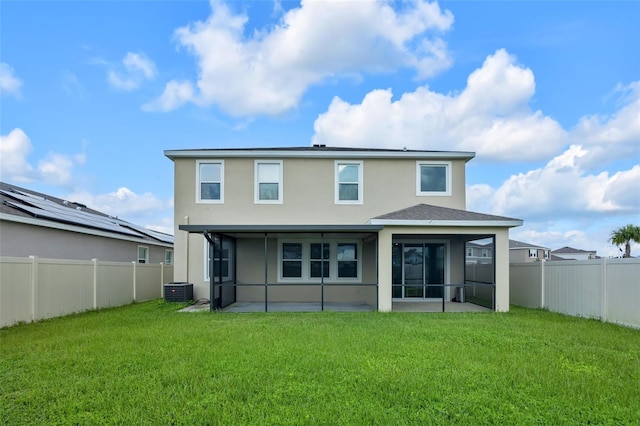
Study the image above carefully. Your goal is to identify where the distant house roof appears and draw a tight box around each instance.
[165,146,476,161]
[0,182,173,245]
[509,239,550,250]
[551,246,596,254]
[369,204,522,227]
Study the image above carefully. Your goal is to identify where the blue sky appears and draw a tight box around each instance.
[1,0,639,257]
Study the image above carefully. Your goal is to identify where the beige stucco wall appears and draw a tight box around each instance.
[172,156,468,282]
[0,220,171,263]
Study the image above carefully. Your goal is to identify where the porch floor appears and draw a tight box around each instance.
[392,301,492,312]
[221,302,374,313]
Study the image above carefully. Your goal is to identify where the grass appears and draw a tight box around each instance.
[1,302,639,425]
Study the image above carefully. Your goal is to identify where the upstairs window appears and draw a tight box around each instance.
[417,161,451,196]
[544,251,550,260]
[255,160,283,204]
[529,249,538,258]
[466,248,473,257]
[482,249,489,258]
[197,160,224,203]
[335,161,363,204]
[164,249,173,265]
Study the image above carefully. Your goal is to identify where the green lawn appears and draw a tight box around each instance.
[1,302,639,425]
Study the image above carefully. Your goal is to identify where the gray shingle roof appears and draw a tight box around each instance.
[551,246,596,254]
[509,239,549,250]
[372,203,521,223]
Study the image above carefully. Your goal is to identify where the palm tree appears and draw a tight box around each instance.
[609,224,640,258]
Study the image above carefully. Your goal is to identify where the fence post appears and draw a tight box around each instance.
[92,259,98,309]
[540,259,545,309]
[160,262,164,298]
[132,261,137,302]
[29,256,38,322]
[601,257,608,322]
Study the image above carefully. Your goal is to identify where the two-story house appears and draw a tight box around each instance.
[165,146,522,312]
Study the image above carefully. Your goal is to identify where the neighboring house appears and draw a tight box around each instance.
[509,239,550,263]
[165,146,522,312]
[551,246,598,261]
[0,182,173,263]
[465,240,493,264]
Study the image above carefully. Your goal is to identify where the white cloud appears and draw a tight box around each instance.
[142,80,194,112]
[467,145,640,220]
[312,49,567,161]
[108,52,157,91]
[65,188,174,234]
[147,0,454,116]
[570,81,640,168]
[0,62,23,97]
[0,128,34,182]
[0,128,85,186]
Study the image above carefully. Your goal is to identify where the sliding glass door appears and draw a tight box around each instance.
[392,242,445,299]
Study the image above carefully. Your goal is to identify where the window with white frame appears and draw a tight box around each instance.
[164,249,173,265]
[255,160,283,203]
[529,249,538,258]
[544,250,550,260]
[310,243,330,278]
[466,247,473,257]
[197,160,224,203]
[137,246,149,264]
[416,161,451,196]
[335,161,363,204]
[278,240,361,282]
[337,243,358,278]
[482,249,489,258]
[282,243,303,278]
[204,240,233,282]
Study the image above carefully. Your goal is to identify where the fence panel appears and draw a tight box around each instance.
[96,262,134,308]
[37,259,94,320]
[135,264,161,302]
[0,257,33,327]
[606,259,640,327]
[544,260,602,318]
[510,259,640,328]
[509,263,542,308]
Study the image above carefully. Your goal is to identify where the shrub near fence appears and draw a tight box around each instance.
[0,256,174,328]
[510,258,640,328]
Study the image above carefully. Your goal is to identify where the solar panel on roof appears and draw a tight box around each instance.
[2,191,142,238]
[120,221,174,243]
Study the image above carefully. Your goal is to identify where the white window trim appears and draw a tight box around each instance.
[335,160,363,205]
[416,161,451,196]
[164,249,173,265]
[466,248,473,257]
[254,160,283,204]
[137,246,149,264]
[196,159,224,204]
[529,249,538,258]
[277,239,362,283]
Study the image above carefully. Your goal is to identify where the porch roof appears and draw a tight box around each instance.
[179,224,384,235]
[369,204,523,228]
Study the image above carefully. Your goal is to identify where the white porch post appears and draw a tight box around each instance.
[494,229,510,312]
[377,229,392,312]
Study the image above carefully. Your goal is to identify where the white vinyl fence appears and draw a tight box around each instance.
[510,258,640,328]
[0,256,174,328]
